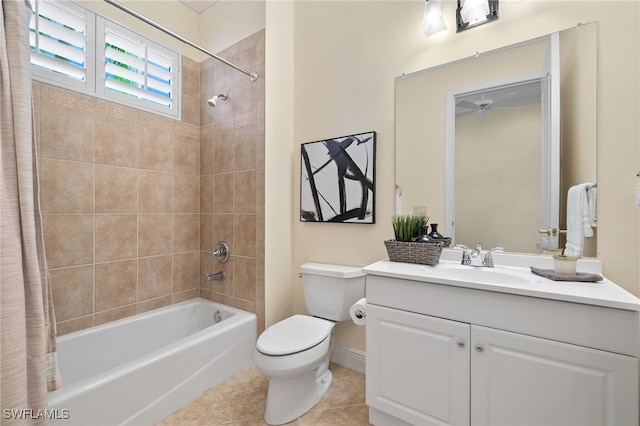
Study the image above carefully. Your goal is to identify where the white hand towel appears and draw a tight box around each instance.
[564,183,596,257]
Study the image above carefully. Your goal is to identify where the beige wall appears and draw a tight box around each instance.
[269,1,639,352]
[199,30,267,333]
[37,57,202,335]
[39,26,266,335]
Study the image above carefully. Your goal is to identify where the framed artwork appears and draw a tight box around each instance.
[300,131,376,224]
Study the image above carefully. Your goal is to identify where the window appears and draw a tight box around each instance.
[29,0,95,92]
[97,19,179,116]
[29,0,180,119]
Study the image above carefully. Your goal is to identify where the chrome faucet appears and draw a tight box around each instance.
[205,271,225,282]
[459,244,503,268]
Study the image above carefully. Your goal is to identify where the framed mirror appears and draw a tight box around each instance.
[395,22,597,256]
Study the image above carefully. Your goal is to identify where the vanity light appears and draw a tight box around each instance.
[421,0,447,37]
[456,0,499,33]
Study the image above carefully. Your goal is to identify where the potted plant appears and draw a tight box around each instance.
[392,215,428,242]
[385,215,443,265]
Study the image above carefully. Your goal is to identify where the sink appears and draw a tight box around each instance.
[420,263,533,286]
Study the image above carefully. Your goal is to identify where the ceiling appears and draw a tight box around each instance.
[179,0,218,14]
[455,80,543,118]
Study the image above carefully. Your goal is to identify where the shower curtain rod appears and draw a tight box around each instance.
[103,0,259,82]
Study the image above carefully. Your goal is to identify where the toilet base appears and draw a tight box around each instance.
[263,338,335,425]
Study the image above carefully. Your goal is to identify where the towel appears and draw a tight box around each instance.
[530,267,602,282]
[564,183,597,257]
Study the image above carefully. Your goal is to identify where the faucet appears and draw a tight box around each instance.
[205,271,225,282]
[469,243,484,266]
[459,244,503,268]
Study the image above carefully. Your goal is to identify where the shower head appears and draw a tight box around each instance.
[207,93,228,107]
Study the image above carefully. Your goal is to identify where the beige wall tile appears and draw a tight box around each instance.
[39,103,94,162]
[213,214,233,245]
[95,214,137,262]
[94,304,138,326]
[43,214,94,269]
[138,170,172,213]
[213,173,233,213]
[139,127,173,172]
[56,315,93,336]
[234,80,257,116]
[40,159,94,214]
[174,134,199,175]
[200,214,214,251]
[138,255,173,301]
[234,170,256,213]
[95,115,139,167]
[200,174,214,214]
[138,214,173,257]
[95,260,137,312]
[182,94,199,126]
[50,266,94,322]
[95,165,137,213]
[233,214,257,258]
[200,135,214,175]
[173,174,199,213]
[215,130,234,173]
[234,125,256,171]
[233,256,256,302]
[173,251,199,292]
[173,288,198,304]
[182,56,200,98]
[173,214,199,253]
[138,295,172,314]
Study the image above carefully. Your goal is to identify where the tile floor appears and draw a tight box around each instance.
[156,363,371,426]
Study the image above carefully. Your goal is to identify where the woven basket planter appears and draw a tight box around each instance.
[384,239,444,266]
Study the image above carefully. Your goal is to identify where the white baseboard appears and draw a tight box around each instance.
[331,344,365,373]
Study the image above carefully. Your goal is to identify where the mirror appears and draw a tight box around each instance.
[395,22,597,256]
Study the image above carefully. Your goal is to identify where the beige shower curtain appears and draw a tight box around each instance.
[1,0,61,424]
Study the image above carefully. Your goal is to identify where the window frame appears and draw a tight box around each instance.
[30,0,181,120]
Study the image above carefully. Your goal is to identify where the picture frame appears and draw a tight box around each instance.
[300,131,376,224]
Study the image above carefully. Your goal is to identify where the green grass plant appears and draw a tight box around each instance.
[392,215,429,242]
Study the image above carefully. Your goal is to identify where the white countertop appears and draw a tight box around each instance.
[363,250,640,312]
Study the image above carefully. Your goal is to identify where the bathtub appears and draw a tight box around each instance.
[48,298,257,425]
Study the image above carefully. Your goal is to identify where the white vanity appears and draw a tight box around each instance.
[363,250,639,426]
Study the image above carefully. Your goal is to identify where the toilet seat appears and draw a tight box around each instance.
[256,315,333,356]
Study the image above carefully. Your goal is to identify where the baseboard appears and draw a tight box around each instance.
[331,344,365,373]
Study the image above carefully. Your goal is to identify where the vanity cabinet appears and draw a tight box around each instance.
[364,267,639,426]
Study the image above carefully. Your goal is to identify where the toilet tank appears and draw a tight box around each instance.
[300,263,365,321]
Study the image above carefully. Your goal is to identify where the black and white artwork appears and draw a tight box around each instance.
[300,131,376,224]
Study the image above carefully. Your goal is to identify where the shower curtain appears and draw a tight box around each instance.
[1,0,61,424]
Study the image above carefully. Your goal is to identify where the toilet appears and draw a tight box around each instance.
[254,263,365,425]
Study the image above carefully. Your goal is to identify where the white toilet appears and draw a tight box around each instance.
[254,263,365,425]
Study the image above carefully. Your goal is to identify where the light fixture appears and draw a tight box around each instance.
[456,0,499,33]
[421,0,447,37]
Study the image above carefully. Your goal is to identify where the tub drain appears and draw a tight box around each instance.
[213,310,222,323]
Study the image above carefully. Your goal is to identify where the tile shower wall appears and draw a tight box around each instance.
[199,30,266,333]
[37,30,265,336]
[37,56,202,335]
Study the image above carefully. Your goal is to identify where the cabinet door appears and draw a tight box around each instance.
[366,304,471,425]
[471,325,638,426]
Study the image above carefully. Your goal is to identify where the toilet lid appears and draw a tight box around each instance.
[256,315,333,356]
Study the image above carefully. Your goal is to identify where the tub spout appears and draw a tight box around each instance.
[205,271,225,282]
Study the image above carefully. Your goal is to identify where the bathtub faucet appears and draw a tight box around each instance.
[205,271,225,282]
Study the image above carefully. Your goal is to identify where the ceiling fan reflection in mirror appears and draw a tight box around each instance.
[456,93,518,120]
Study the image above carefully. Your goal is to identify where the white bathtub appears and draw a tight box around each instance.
[48,298,257,425]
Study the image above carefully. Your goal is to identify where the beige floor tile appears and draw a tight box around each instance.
[157,363,370,426]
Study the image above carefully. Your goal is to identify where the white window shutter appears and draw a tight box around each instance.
[29,0,95,92]
[97,17,180,117]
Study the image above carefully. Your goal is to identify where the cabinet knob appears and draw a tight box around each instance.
[457,340,466,349]
[475,344,484,353]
